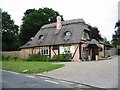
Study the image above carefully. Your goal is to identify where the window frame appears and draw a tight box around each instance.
[41,47,49,55]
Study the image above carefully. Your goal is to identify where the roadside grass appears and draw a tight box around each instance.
[0,59,65,74]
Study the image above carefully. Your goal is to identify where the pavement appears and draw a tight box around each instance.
[36,55,119,89]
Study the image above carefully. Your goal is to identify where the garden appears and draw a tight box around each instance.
[1,53,71,74]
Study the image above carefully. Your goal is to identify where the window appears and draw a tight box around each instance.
[82,31,88,40]
[38,35,44,43]
[41,47,49,55]
[64,31,72,41]
[84,32,88,38]
[39,35,44,40]
[60,46,74,54]
[64,46,70,54]
[29,37,33,41]
[65,31,71,36]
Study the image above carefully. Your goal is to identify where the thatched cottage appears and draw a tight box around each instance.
[20,16,105,61]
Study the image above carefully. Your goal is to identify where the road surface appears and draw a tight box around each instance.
[2,70,75,89]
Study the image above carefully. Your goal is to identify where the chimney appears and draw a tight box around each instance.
[56,16,62,30]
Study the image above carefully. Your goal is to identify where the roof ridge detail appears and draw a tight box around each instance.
[41,18,85,30]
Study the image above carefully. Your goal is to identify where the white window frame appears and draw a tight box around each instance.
[60,46,74,54]
[41,47,49,55]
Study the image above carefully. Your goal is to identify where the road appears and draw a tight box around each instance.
[2,70,76,89]
[1,70,96,90]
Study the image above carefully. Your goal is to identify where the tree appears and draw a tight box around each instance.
[112,20,120,47]
[0,9,2,51]
[102,37,111,45]
[19,7,64,45]
[87,24,103,41]
[2,11,19,51]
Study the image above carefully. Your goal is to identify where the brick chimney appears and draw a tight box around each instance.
[56,16,62,30]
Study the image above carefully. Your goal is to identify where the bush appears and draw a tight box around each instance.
[2,55,20,61]
[2,55,11,61]
[51,54,71,62]
[27,52,71,62]
[27,53,48,61]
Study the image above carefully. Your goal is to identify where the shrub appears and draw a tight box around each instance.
[2,55,11,61]
[13,57,18,61]
[27,52,71,62]
[27,53,48,61]
[51,54,71,62]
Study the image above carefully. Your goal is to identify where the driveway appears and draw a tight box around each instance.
[39,56,118,88]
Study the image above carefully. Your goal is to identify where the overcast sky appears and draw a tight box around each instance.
[0,0,119,41]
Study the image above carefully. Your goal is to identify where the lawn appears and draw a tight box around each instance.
[1,59,65,74]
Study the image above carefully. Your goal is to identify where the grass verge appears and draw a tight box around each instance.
[0,59,64,74]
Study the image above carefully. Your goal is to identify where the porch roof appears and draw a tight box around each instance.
[88,39,102,48]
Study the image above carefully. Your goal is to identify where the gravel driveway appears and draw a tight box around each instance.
[42,56,118,88]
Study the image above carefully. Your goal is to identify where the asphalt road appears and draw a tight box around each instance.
[2,70,75,89]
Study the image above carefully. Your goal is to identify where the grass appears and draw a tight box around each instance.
[0,59,65,74]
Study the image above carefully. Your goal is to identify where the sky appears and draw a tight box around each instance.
[0,0,119,41]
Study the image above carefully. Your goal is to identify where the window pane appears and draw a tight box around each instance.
[84,33,87,38]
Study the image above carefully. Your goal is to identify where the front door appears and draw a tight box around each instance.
[91,45,99,60]
[92,47,96,60]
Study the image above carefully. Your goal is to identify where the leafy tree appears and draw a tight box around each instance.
[112,20,120,48]
[2,11,19,51]
[102,37,112,50]
[0,9,2,52]
[102,37,111,45]
[19,7,64,45]
[87,24,103,41]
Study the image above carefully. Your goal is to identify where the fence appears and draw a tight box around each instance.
[105,48,118,57]
[2,51,20,58]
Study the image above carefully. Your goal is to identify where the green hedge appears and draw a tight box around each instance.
[27,53,71,62]
[2,55,18,61]
[51,54,71,62]
[27,53,48,61]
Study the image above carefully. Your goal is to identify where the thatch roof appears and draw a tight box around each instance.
[20,18,89,49]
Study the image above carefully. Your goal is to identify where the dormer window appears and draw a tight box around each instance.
[39,35,44,40]
[81,29,89,40]
[84,32,87,38]
[29,37,33,41]
[65,31,71,36]
[38,35,44,43]
[64,31,72,41]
